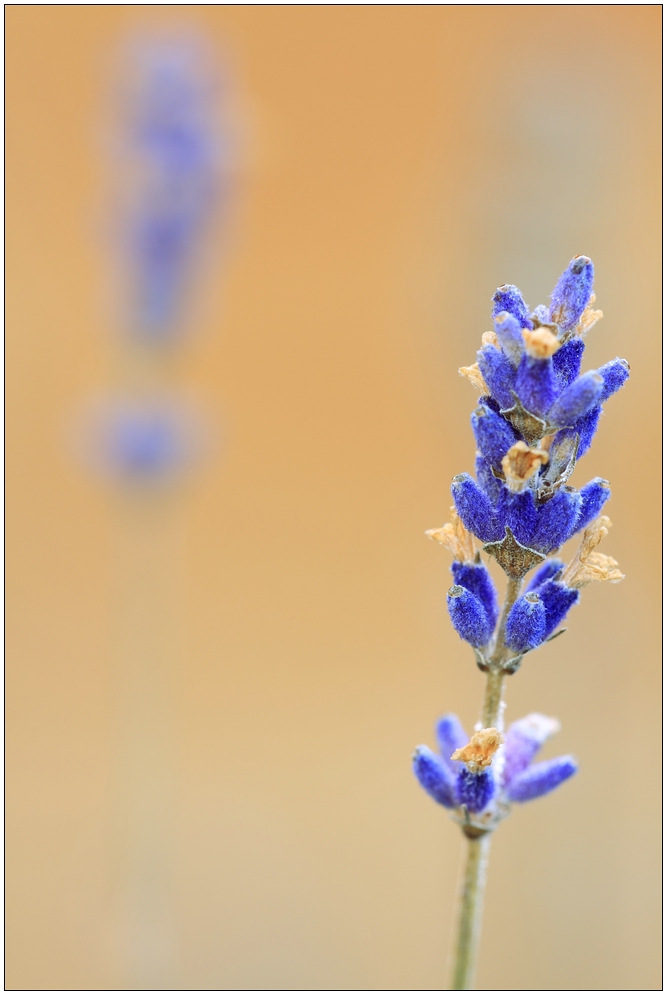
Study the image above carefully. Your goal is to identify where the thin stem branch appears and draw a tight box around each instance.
[450,834,492,990]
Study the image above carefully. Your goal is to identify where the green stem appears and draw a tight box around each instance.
[450,833,492,990]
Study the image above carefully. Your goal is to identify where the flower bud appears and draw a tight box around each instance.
[549,255,594,332]
[505,593,547,653]
[471,402,519,471]
[576,478,611,533]
[451,473,504,543]
[552,337,585,389]
[412,746,457,808]
[531,488,582,553]
[476,344,516,411]
[526,559,564,592]
[451,561,499,632]
[536,579,579,634]
[506,488,538,547]
[435,714,469,773]
[491,284,532,329]
[447,585,494,647]
[456,767,495,812]
[515,351,559,418]
[502,713,561,787]
[547,370,604,428]
[505,755,578,803]
[598,358,630,401]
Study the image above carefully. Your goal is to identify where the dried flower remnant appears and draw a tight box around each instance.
[561,515,624,589]
[413,256,629,989]
[458,362,488,394]
[451,728,504,772]
[426,507,477,564]
[501,441,549,492]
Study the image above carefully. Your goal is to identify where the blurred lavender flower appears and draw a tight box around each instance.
[83,395,206,486]
[116,37,226,341]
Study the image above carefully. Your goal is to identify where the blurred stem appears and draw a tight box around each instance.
[450,833,491,990]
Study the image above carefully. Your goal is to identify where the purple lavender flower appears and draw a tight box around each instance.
[453,257,628,579]
[419,258,625,985]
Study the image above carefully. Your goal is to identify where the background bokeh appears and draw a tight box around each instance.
[6,6,661,990]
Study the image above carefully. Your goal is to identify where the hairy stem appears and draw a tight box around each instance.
[450,573,523,988]
[481,670,505,729]
[450,833,492,990]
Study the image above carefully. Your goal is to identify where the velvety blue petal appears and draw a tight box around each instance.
[494,311,525,366]
[447,586,494,647]
[413,746,457,808]
[549,256,594,332]
[553,338,585,389]
[576,478,611,532]
[471,402,519,471]
[506,488,539,548]
[491,284,532,329]
[505,755,578,802]
[452,561,499,631]
[526,559,565,592]
[502,713,561,787]
[515,355,559,417]
[531,489,582,553]
[598,358,630,401]
[475,455,504,506]
[505,594,547,653]
[537,580,579,634]
[452,473,505,543]
[436,714,469,773]
[547,371,604,428]
[456,767,495,812]
[477,345,516,411]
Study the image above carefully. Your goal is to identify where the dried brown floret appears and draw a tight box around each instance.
[426,507,476,564]
[458,362,487,394]
[561,515,624,589]
[522,327,560,359]
[501,441,549,492]
[575,293,604,337]
[452,727,504,773]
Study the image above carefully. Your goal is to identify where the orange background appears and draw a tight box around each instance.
[6,6,661,990]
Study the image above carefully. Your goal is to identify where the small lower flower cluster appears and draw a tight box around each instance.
[413,714,577,835]
[414,256,627,829]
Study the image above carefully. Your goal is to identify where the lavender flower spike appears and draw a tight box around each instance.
[417,257,627,989]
